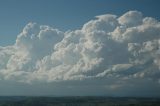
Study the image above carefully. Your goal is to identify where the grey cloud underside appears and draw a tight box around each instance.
[0,11,160,86]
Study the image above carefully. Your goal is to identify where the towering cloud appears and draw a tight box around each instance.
[0,11,160,95]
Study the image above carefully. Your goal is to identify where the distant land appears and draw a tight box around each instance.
[0,96,160,106]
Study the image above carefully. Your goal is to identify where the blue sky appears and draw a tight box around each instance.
[0,0,160,96]
[0,0,160,46]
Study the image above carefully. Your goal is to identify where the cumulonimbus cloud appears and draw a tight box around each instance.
[0,11,160,86]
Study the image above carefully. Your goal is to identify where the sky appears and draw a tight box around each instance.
[0,0,160,97]
[0,0,160,46]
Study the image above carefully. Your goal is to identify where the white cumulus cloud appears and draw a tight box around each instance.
[0,11,160,96]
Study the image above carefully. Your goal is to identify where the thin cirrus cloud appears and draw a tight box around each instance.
[0,11,160,95]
